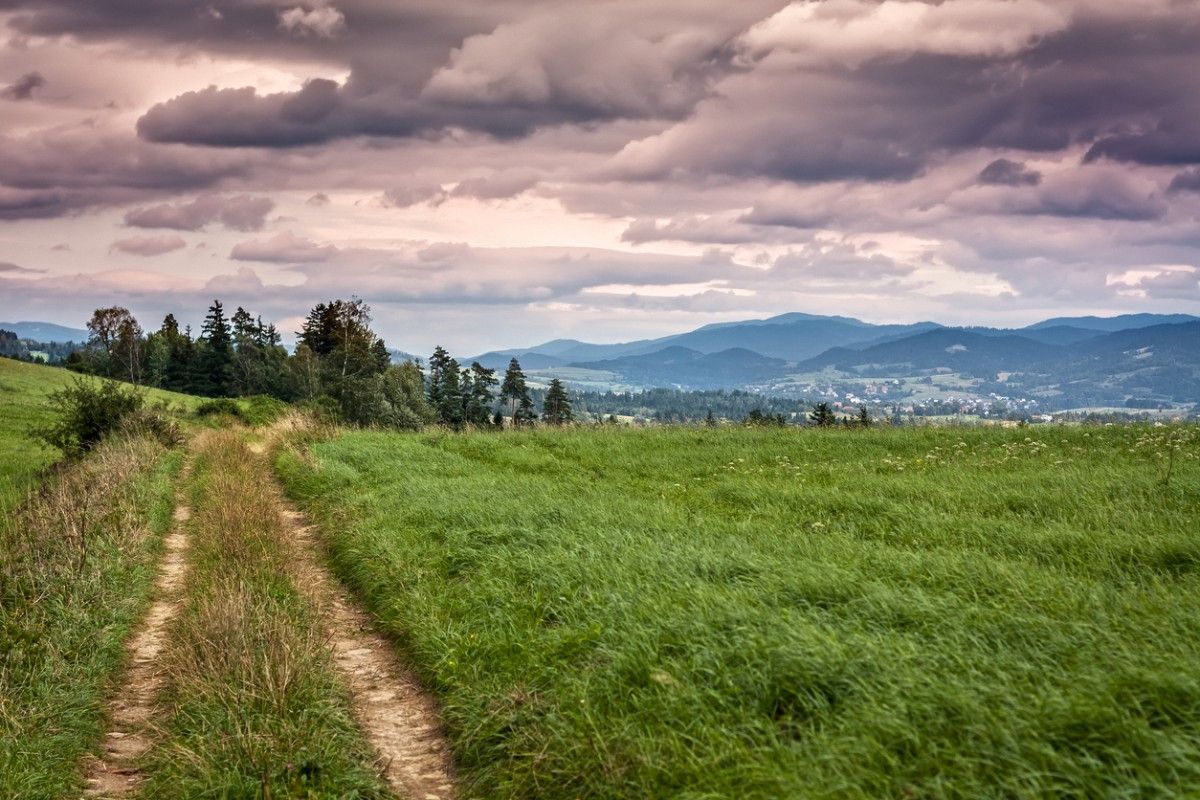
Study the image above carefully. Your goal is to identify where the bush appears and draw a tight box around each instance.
[241,395,289,426]
[195,398,243,419]
[33,378,145,457]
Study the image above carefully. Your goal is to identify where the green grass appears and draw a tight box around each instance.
[0,435,181,798]
[0,358,201,514]
[278,423,1200,799]
[142,430,388,799]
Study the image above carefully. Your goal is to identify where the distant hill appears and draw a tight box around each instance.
[1024,313,1199,332]
[797,329,1065,375]
[0,321,89,342]
[573,346,787,389]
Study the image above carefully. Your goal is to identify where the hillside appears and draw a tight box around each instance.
[0,358,202,514]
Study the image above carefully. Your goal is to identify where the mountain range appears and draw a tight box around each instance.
[0,321,90,342]
[470,312,1200,408]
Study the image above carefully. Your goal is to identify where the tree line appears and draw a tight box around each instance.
[65,299,572,429]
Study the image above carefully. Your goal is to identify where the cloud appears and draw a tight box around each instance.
[230,231,338,263]
[0,260,42,274]
[111,234,188,256]
[382,185,448,209]
[124,194,275,231]
[978,159,1042,187]
[2,71,45,101]
[737,0,1069,66]
[1167,168,1200,194]
[306,192,331,206]
[278,6,346,38]
[0,127,251,219]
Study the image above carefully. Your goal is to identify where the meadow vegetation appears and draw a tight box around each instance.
[279,423,1200,798]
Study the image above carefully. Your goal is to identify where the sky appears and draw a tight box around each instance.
[1,0,1199,355]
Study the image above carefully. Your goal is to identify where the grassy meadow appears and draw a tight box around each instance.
[279,423,1200,798]
[0,358,201,515]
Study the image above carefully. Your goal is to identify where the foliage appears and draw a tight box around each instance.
[278,423,1200,799]
[33,377,146,457]
[808,401,837,427]
[542,378,573,425]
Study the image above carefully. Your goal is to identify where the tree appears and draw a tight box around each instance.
[516,393,537,426]
[542,378,573,425]
[858,405,872,428]
[198,299,234,396]
[809,402,836,427]
[705,409,717,427]
[85,306,141,380]
[466,362,498,426]
[500,358,532,425]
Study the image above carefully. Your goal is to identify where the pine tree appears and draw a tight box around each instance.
[466,361,498,426]
[542,378,572,425]
[858,405,872,427]
[427,346,453,411]
[808,402,836,427]
[198,299,234,396]
[500,357,532,425]
[705,409,717,427]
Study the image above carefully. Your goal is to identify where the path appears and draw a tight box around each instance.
[253,439,456,799]
[280,506,456,799]
[81,498,191,797]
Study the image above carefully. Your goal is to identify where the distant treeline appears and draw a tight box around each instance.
[62,299,573,429]
[0,330,81,363]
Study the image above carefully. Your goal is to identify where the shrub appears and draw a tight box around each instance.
[241,395,289,426]
[195,398,243,419]
[32,378,145,457]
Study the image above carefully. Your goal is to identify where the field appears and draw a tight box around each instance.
[280,424,1200,798]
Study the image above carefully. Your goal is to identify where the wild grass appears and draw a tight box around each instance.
[0,433,180,798]
[0,358,201,515]
[278,423,1200,799]
[141,430,388,799]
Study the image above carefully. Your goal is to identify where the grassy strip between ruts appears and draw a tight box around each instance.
[0,433,181,799]
[139,429,389,799]
[277,423,1200,799]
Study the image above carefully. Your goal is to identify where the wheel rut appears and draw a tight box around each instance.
[80,499,191,798]
[271,481,456,799]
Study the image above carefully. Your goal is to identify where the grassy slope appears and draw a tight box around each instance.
[0,358,201,514]
[0,437,181,798]
[279,424,1200,799]
[142,430,388,799]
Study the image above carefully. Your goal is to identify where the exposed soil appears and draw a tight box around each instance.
[80,501,191,797]
[276,497,456,800]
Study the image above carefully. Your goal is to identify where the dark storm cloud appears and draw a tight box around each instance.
[1168,168,1200,194]
[1,70,44,99]
[0,128,252,219]
[978,159,1042,187]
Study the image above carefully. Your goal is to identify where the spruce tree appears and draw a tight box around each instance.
[467,362,498,426]
[542,378,572,425]
[500,357,532,425]
[808,402,836,428]
[858,405,872,427]
[199,299,234,396]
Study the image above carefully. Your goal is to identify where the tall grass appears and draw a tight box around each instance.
[0,433,179,798]
[141,430,388,799]
[278,423,1200,798]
